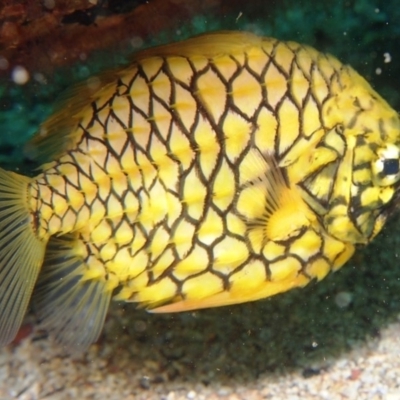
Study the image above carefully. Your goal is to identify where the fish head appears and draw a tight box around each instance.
[322,69,400,244]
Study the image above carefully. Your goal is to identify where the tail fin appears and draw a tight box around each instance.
[0,168,46,346]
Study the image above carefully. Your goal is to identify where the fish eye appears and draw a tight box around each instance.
[372,143,400,186]
[382,158,400,176]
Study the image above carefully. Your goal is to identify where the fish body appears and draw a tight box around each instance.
[1,31,400,349]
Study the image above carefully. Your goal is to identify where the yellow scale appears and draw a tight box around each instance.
[0,31,399,349]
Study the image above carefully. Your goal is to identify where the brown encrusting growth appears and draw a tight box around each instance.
[0,0,278,78]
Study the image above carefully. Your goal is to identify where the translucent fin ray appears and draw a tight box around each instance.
[132,31,264,61]
[240,149,291,220]
[24,71,120,164]
[33,235,111,351]
[0,168,45,346]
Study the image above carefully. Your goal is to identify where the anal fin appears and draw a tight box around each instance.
[33,234,111,351]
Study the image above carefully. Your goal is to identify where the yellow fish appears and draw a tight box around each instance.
[1,31,400,350]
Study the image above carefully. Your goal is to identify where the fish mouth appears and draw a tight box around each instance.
[381,185,400,220]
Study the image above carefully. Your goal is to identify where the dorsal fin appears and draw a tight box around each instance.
[24,69,121,164]
[131,30,263,61]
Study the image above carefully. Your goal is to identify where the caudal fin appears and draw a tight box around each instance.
[0,168,46,346]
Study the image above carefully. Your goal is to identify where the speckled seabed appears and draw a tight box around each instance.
[2,311,400,400]
[2,215,400,400]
